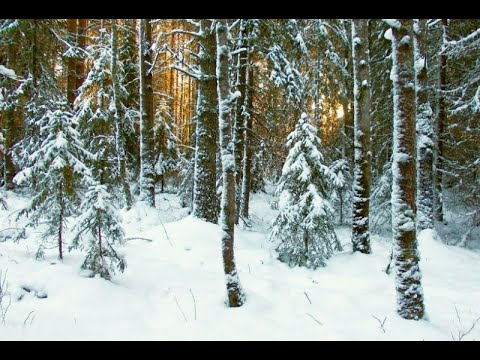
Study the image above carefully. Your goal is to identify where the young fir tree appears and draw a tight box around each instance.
[269,113,342,269]
[71,183,126,280]
[389,19,425,320]
[14,99,92,260]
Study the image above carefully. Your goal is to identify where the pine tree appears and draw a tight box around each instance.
[216,19,245,307]
[71,183,126,280]
[192,19,219,223]
[138,18,156,207]
[14,99,92,260]
[269,113,341,269]
[389,19,425,320]
[414,19,434,232]
[351,19,372,254]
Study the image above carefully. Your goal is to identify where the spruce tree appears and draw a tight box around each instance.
[14,98,92,260]
[269,113,341,269]
[71,183,126,280]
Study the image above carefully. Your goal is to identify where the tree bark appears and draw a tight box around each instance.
[75,19,87,91]
[66,19,78,107]
[390,19,425,320]
[414,19,434,231]
[240,61,253,219]
[351,19,372,254]
[435,19,448,223]
[111,19,133,210]
[138,19,156,206]
[192,19,219,223]
[216,19,245,308]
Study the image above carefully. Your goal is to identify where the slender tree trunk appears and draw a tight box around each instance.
[240,62,253,219]
[4,34,18,190]
[414,19,435,231]
[351,19,372,254]
[435,19,448,223]
[76,19,87,91]
[138,19,155,206]
[390,19,425,320]
[216,19,245,308]
[111,19,133,210]
[192,19,218,223]
[233,20,247,224]
[58,183,64,260]
[66,19,78,107]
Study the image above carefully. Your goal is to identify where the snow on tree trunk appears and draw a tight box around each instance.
[138,19,155,207]
[351,19,372,254]
[414,19,434,232]
[390,19,425,320]
[241,60,253,219]
[434,19,448,223]
[269,113,341,269]
[111,19,133,210]
[216,19,245,308]
[192,19,219,224]
[233,20,248,225]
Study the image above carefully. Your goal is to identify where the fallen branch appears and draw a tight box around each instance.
[372,314,387,333]
[125,237,153,242]
[174,295,188,322]
[304,291,312,305]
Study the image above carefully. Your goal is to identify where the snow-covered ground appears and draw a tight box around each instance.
[0,189,479,340]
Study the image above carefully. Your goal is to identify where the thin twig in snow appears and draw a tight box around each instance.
[306,313,323,326]
[174,295,188,322]
[189,289,197,321]
[372,315,387,333]
[304,291,312,305]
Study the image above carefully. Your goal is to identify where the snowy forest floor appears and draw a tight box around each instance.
[0,187,479,340]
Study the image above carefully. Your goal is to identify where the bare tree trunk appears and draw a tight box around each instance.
[240,62,253,219]
[4,33,18,190]
[233,20,247,224]
[435,19,448,223]
[390,19,425,320]
[66,19,78,107]
[76,19,87,91]
[192,19,219,223]
[351,19,372,254]
[216,19,245,308]
[111,19,133,210]
[414,19,434,231]
[138,19,155,206]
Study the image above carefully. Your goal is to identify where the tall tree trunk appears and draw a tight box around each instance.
[414,19,435,231]
[138,19,155,206]
[233,20,247,225]
[3,33,18,190]
[111,19,133,210]
[66,19,78,107]
[240,61,253,219]
[216,19,245,308]
[75,19,87,91]
[390,19,425,320]
[435,19,448,223]
[351,19,372,254]
[192,19,218,223]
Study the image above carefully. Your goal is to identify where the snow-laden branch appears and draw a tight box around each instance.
[0,65,24,82]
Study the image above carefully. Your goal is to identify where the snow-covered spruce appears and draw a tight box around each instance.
[269,113,342,269]
[14,101,92,260]
[71,183,126,280]
[390,19,425,320]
